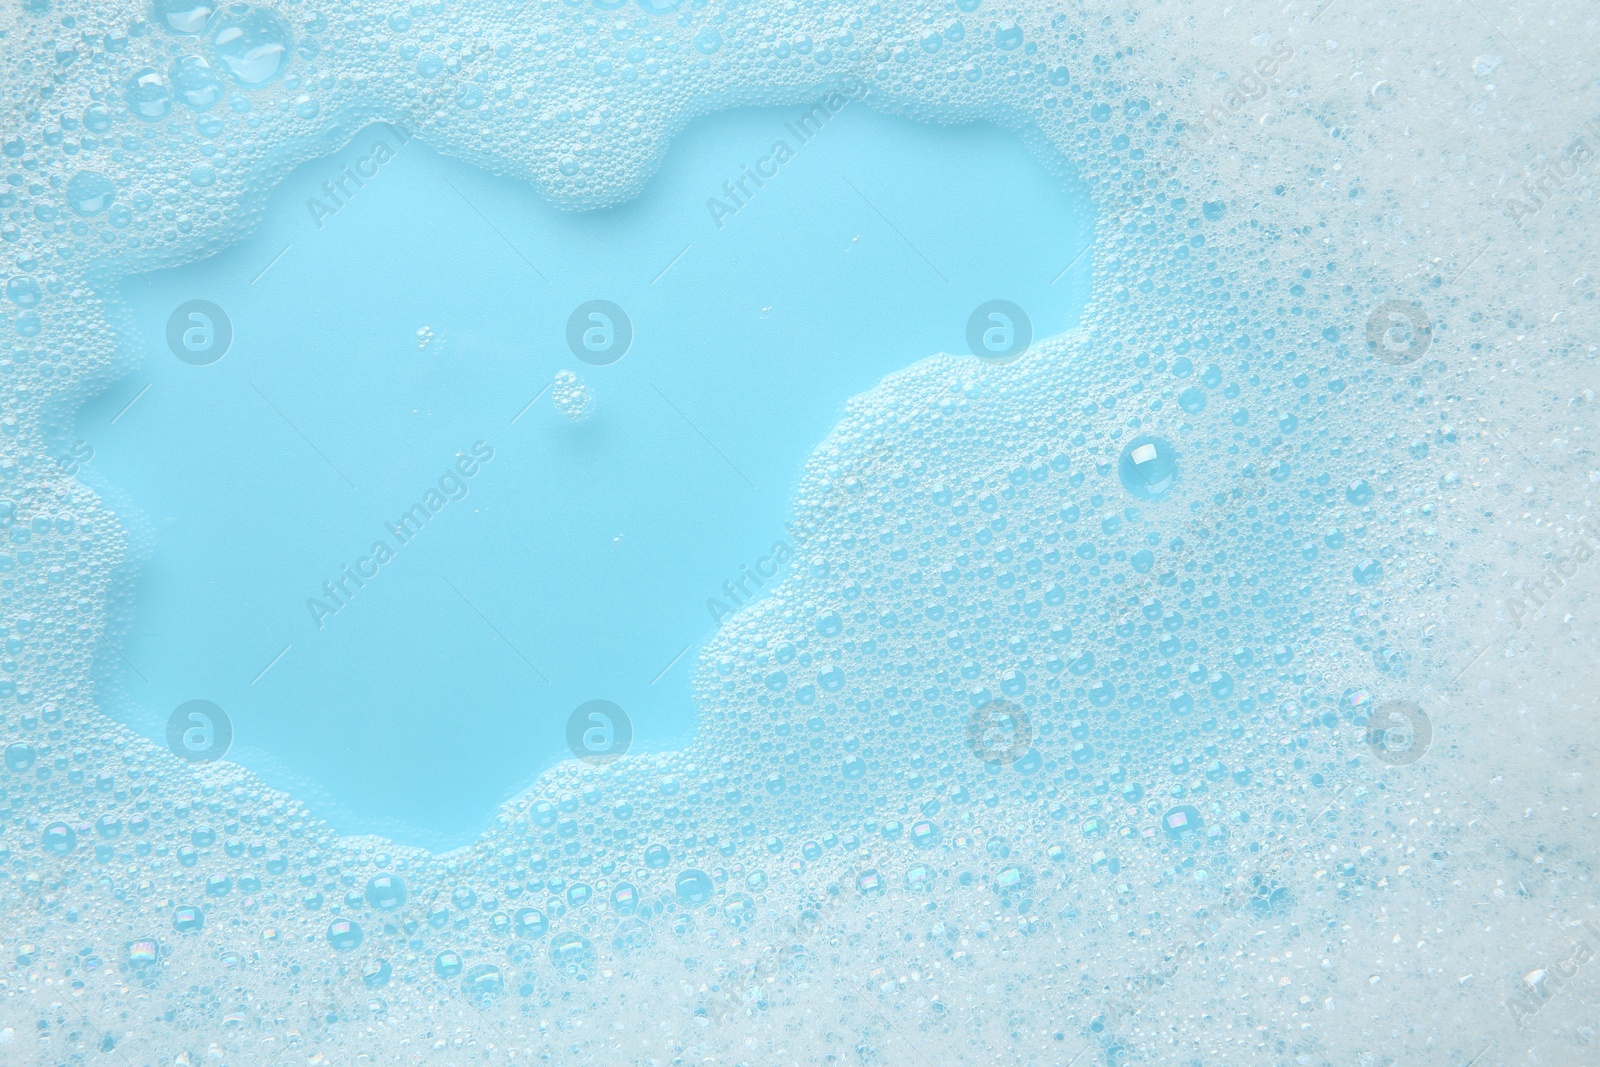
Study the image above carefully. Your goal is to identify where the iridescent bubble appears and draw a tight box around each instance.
[723,893,755,928]
[548,932,596,979]
[513,907,548,938]
[1161,804,1203,840]
[171,905,205,933]
[464,964,504,997]
[123,939,160,968]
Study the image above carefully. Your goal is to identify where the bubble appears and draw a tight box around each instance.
[207,4,292,87]
[496,908,540,944]
[464,964,504,997]
[82,103,114,133]
[364,874,406,911]
[123,939,160,968]
[66,171,116,216]
[3,742,35,771]
[552,369,593,422]
[151,0,217,35]
[326,920,363,950]
[675,869,713,905]
[548,932,596,978]
[1161,805,1203,840]
[172,905,205,933]
[171,55,224,110]
[363,958,392,988]
[1117,436,1179,499]
[125,68,174,121]
[433,950,463,978]
[42,822,77,854]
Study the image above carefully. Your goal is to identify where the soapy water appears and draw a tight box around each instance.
[78,102,1092,849]
[2,2,1598,1065]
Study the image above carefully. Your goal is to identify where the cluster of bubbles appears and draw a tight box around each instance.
[0,0,1486,1062]
[550,368,593,422]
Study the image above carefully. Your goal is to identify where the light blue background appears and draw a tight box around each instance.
[85,102,1093,849]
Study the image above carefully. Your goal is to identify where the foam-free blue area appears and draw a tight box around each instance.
[88,101,1093,849]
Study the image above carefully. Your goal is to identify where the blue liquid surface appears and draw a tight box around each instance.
[89,103,1092,848]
